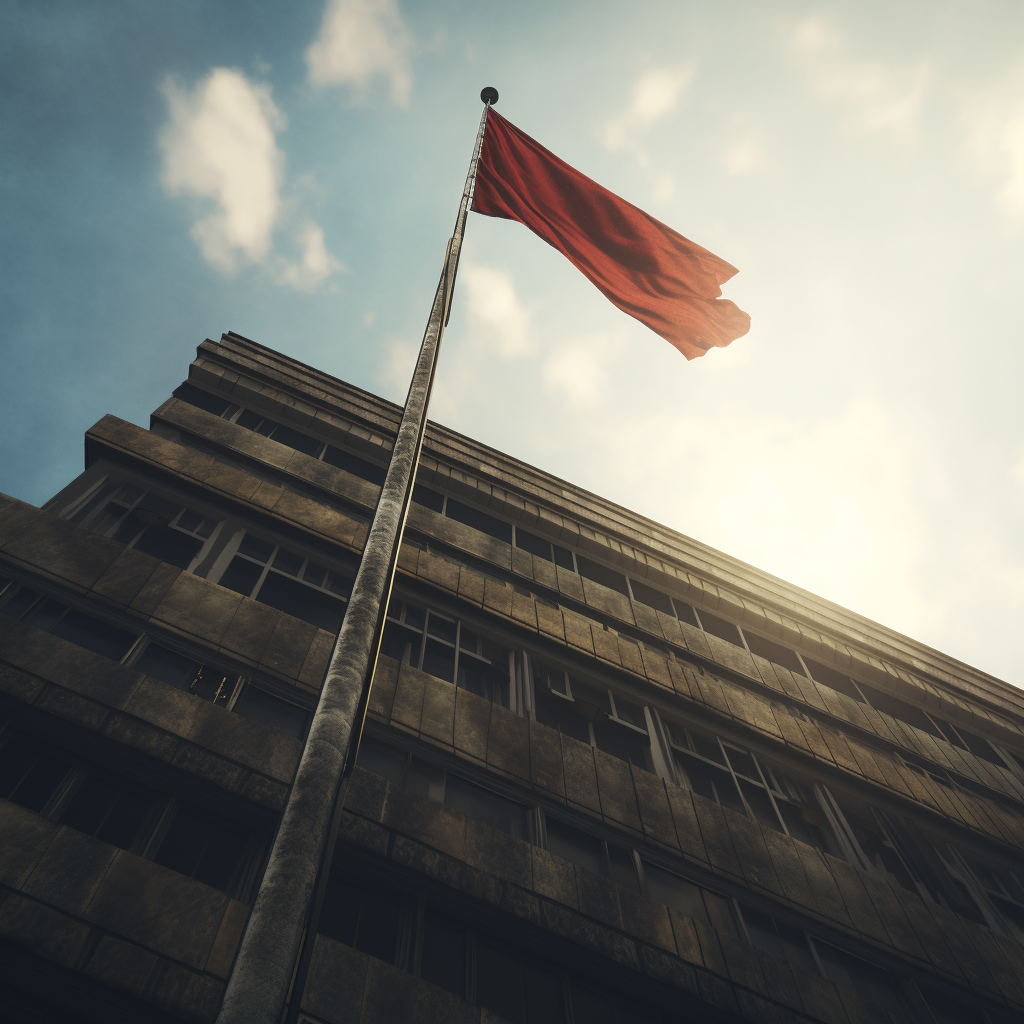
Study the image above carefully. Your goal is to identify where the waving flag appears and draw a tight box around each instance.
[472,109,750,359]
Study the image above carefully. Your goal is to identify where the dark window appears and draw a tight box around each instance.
[739,906,817,974]
[411,483,444,511]
[445,499,513,545]
[696,610,743,646]
[0,738,70,813]
[172,382,235,417]
[0,584,44,620]
[476,942,529,1023]
[236,409,264,431]
[319,877,401,964]
[444,774,530,841]
[323,445,387,486]
[134,643,201,690]
[267,422,322,457]
[355,736,407,786]
[256,572,345,632]
[154,806,254,894]
[628,579,674,615]
[232,687,310,739]
[515,529,553,561]
[535,686,591,744]
[420,911,466,997]
[132,523,204,569]
[238,534,274,561]
[745,632,806,675]
[48,608,138,662]
[672,599,701,628]
[575,555,629,596]
[59,774,159,851]
[218,556,264,596]
[546,817,604,876]
[812,941,913,1023]
[551,544,575,571]
[858,681,941,737]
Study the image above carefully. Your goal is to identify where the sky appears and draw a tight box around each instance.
[1,0,1021,686]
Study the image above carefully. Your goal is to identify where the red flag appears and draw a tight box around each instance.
[472,109,750,360]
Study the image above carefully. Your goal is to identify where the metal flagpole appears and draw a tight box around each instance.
[216,86,499,1024]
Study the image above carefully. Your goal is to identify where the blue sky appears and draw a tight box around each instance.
[2,0,1021,684]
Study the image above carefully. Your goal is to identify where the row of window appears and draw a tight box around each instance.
[58,449,1019,788]
[357,731,1024,951]
[0,578,311,739]
[0,725,265,901]
[8,560,1020,947]
[320,872,699,1024]
[336,744,993,1024]
[173,381,388,486]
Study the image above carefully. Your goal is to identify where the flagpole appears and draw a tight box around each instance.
[216,87,498,1024]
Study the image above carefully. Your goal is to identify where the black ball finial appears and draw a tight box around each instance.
[480,87,499,106]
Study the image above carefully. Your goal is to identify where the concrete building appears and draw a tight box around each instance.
[1,331,1023,1024]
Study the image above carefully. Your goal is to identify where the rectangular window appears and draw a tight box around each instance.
[231,686,310,739]
[695,609,743,647]
[574,555,629,597]
[545,817,638,891]
[382,601,512,709]
[412,483,445,512]
[744,632,807,675]
[172,382,239,418]
[627,578,674,616]
[153,803,259,895]
[444,498,513,545]
[0,587,139,663]
[215,534,351,633]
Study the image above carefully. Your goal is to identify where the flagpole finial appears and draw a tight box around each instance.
[480,87,498,106]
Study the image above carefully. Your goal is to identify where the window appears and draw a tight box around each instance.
[382,600,514,709]
[356,738,532,842]
[215,533,351,633]
[318,872,687,1024]
[0,583,307,738]
[545,816,638,891]
[943,846,1024,944]
[532,660,653,769]
[574,555,629,597]
[153,804,261,895]
[0,585,139,662]
[71,483,218,572]
[734,903,918,1024]
[173,382,389,486]
[0,730,263,899]
[666,721,840,853]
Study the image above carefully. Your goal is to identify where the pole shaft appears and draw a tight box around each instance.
[216,99,492,1024]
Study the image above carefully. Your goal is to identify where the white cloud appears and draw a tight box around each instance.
[306,0,412,106]
[722,133,764,177]
[160,68,285,273]
[160,68,342,290]
[542,338,610,410]
[603,65,695,165]
[461,262,534,359]
[961,73,1024,219]
[790,16,929,135]
[278,220,346,291]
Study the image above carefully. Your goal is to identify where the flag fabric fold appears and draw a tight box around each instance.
[472,109,750,359]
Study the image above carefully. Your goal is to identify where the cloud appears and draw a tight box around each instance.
[277,220,346,291]
[461,262,533,359]
[160,68,285,273]
[961,73,1024,218]
[306,0,412,106]
[542,338,610,410]
[603,65,695,166]
[789,16,929,135]
[160,68,342,289]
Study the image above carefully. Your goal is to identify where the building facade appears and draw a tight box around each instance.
[1,331,1023,1024]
